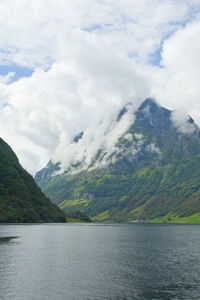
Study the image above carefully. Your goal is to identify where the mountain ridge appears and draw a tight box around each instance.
[35,98,200,222]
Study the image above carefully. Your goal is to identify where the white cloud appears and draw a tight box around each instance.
[146,143,162,156]
[0,0,200,174]
[170,110,195,134]
[124,133,133,142]
[0,0,196,67]
[152,19,200,124]
[0,39,150,174]
[53,104,136,173]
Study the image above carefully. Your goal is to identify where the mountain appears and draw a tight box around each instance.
[35,98,200,223]
[0,137,66,222]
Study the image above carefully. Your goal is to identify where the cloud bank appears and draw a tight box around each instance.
[0,0,200,174]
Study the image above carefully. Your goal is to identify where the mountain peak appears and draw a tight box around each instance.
[135,98,171,131]
[137,97,160,113]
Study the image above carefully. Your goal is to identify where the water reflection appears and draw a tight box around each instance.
[0,236,19,244]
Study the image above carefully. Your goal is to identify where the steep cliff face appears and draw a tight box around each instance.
[0,137,66,222]
[35,98,200,222]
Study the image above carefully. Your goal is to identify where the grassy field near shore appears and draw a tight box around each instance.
[149,213,200,224]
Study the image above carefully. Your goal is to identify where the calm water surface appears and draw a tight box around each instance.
[0,223,200,300]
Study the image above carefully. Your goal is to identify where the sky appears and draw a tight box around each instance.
[0,0,200,174]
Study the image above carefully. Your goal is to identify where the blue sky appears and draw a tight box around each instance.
[0,64,33,83]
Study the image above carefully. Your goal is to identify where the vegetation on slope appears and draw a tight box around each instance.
[65,211,92,222]
[0,138,66,223]
[35,155,200,222]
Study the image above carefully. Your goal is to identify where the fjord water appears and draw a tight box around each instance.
[0,223,200,300]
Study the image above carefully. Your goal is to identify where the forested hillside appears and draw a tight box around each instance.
[0,137,66,222]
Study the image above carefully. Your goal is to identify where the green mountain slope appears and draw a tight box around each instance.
[35,98,200,222]
[0,137,66,222]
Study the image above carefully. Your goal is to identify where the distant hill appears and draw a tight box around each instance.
[0,137,66,222]
[35,98,200,223]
